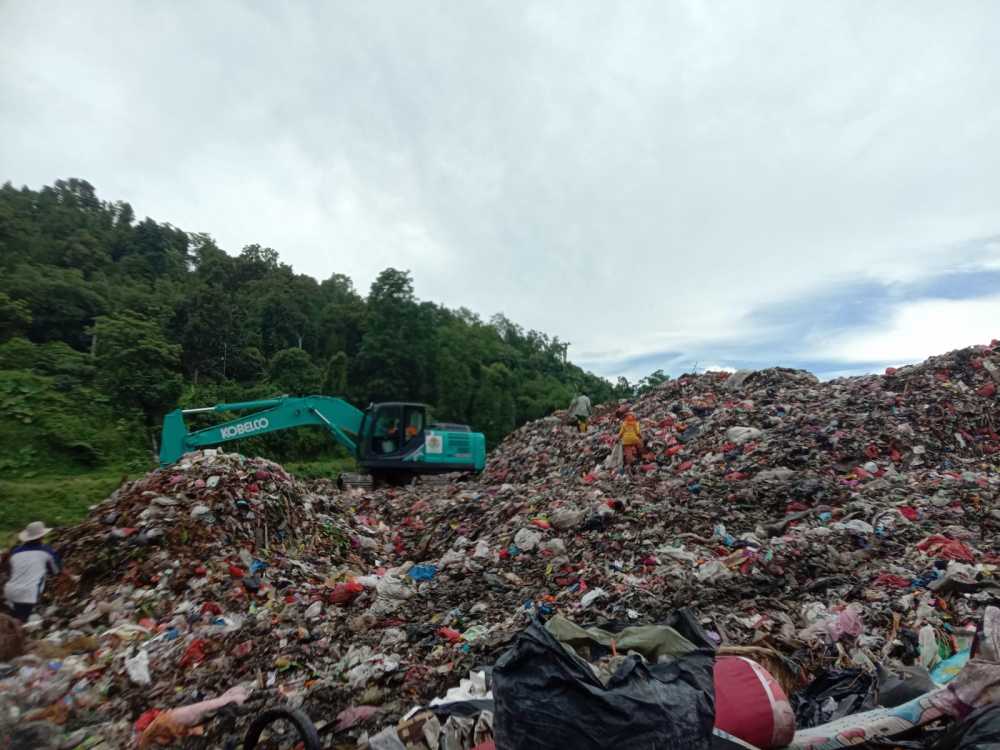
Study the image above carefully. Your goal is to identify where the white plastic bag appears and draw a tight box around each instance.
[126,649,151,685]
[605,442,624,470]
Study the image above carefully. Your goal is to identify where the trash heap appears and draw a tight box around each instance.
[0,451,364,748]
[2,339,1000,749]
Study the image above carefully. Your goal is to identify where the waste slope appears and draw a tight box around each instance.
[2,339,999,749]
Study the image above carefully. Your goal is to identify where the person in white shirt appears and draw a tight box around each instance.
[567,393,593,432]
[3,521,61,622]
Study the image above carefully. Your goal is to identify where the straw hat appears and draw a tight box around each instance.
[18,521,52,543]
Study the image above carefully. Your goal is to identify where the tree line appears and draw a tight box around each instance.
[0,178,642,473]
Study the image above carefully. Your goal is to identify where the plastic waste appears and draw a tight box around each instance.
[877,664,936,707]
[931,649,972,685]
[928,704,1000,750]
[513,528,542,551]
[125,648,151,685]
[408,564,438,581]
[493,616,716,750]
[714,655,795,748]
[792,669,877,729]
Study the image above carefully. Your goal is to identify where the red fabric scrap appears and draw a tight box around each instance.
[335,705,379,731]
[178,639,209,668]
[874,573,911,589]
[134,709,161,734]
[437,627,462,642]
[200,601,223,616]
[329,581,364,604]
[917,535,975,564]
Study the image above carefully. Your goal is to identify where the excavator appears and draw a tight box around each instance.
[159,396,486,487]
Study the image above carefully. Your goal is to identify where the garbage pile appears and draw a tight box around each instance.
[0,451,364,748]
[2,339,1000,749]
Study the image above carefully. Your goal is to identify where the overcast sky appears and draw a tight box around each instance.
[3,1,999,381]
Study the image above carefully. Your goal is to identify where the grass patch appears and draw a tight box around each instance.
[0,469,134,544]
[283,456,356,480]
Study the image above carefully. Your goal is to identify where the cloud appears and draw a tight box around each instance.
[815,295,1000,363]
[580,247,1000,380]
[2,2,999,381]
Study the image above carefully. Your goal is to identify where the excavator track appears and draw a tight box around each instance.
[336,471,459,491]
[337,472,374,491]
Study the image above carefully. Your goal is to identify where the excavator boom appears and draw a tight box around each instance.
[160,396,364,466]
[159,394,487,482]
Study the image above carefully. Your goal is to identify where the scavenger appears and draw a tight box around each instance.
[567,393,593,432]
[618,412,643,471]
[3,521,62,622]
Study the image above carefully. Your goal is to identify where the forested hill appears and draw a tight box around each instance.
[0,178,630,475]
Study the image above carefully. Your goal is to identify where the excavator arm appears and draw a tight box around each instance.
[159,396,365,466]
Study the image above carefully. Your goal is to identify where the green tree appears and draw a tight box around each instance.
[471,362,516,446]
[316,273,365,359]
[637,369,670,395]
[268,348,321,395]
[434,346,474,423]
[352,268,429,402]
[91,313,183,423]
[0,292,32,342]
[323,351,349,395]
[231,346,266,385]
[4,265,107,348]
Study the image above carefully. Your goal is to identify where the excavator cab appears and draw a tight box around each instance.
[364,403,425,457]
[357,402,484,478]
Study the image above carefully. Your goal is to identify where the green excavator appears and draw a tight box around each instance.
[159,396,486,487]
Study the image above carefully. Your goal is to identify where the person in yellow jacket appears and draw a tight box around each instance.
[618,413,643,470]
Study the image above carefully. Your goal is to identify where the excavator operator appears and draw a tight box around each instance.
[405,411,423,440]
[375,418,401,454]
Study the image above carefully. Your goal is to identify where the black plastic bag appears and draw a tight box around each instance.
[929,704,1000,749]
[792,668,878,729]
[493,616,716,750]
[877,664,936,708]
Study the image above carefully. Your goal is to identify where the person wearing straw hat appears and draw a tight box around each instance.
[3,521,61,622]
